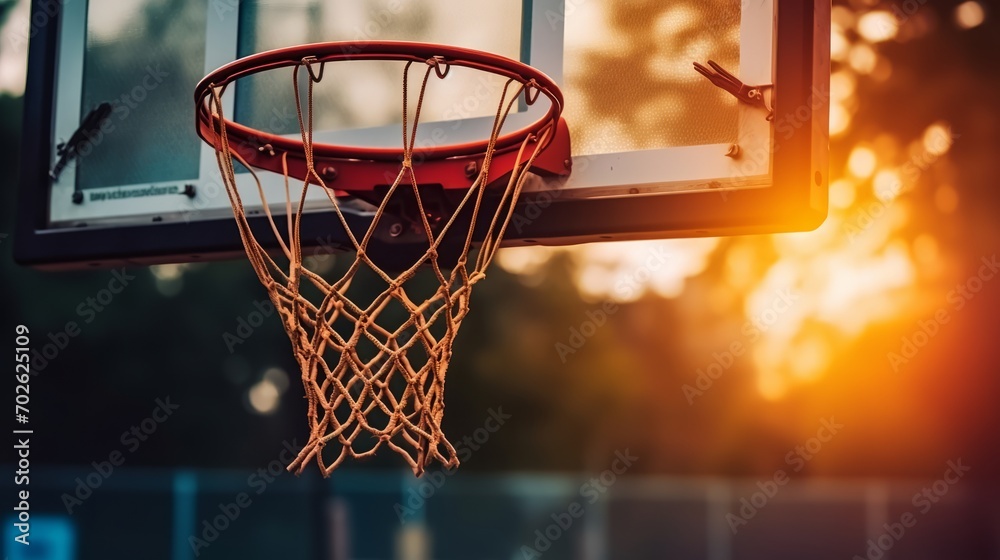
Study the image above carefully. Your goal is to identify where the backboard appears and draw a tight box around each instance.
[15,0,830,269]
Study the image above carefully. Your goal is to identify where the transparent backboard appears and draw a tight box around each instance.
[16,0,830,267]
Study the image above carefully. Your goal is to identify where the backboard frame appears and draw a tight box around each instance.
[14,0,829,270]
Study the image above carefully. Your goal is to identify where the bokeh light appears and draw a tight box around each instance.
[848,43,878,74]
[248,378,281,415]
[829,179,857,209]
[954,1,986,29]
[858,11,899,42]
[923,122,955,156]
[829,103,852,136]
[246,367,290,415]
[848,146,878,178]
[873,169,903,201]
[491,1,977,402]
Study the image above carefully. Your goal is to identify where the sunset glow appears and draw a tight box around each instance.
[499,3,962,401]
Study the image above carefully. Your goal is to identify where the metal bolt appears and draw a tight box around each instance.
[389,223,404,237]
[320,166,338,182]
[464,161,479,179]
[72,191,84,205]
[564,159,572,170]
[725,144,741,159]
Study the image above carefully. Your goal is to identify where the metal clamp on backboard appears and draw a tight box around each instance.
[49,103,114,205]
[693,60,774,121]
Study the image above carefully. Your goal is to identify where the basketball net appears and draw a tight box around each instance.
[206,56,557,476]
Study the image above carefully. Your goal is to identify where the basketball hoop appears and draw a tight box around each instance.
[194,41,569,476]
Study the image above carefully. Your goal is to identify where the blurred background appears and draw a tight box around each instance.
[2,0,999,558]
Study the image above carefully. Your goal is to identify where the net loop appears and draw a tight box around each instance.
[427,56,451,79]
[301,56,325,83]
[524,79,541,105]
